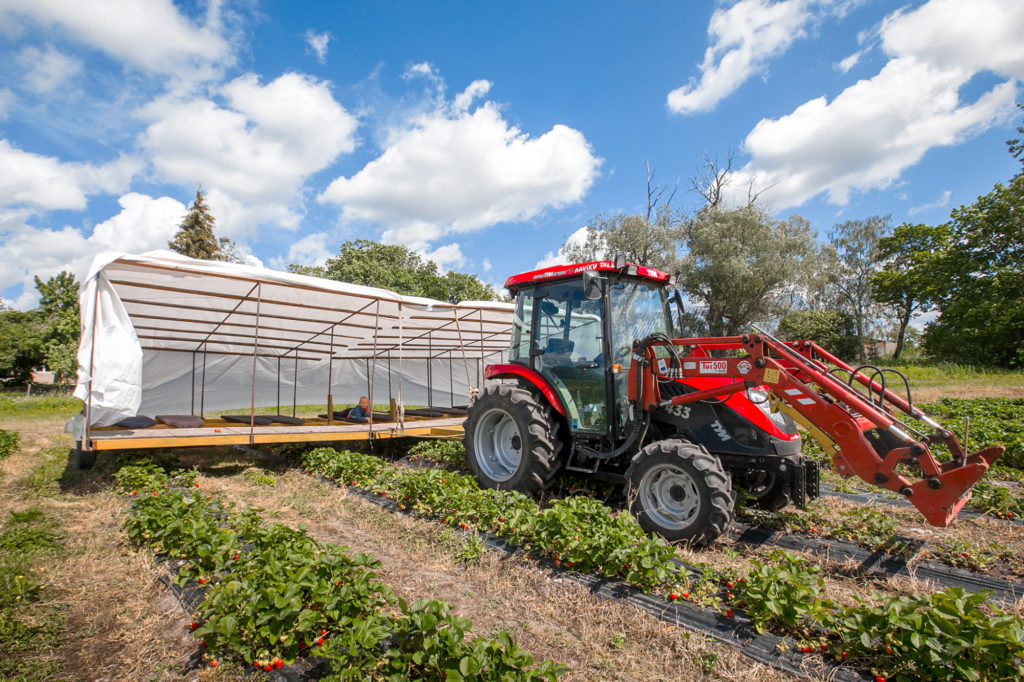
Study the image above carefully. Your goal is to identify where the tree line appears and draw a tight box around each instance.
[1,108,1019,383]
[563,113,1022,368]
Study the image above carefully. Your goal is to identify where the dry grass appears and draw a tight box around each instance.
[0,417,234,681]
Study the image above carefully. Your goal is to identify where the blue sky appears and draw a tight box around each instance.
[1,0,1022,307]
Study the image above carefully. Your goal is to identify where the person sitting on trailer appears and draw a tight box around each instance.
[347,396,371,422]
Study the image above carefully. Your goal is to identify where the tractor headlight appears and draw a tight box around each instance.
[747,387,790,431]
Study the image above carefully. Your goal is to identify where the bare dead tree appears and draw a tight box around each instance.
[645,159,678,222]
[689,151,734,208]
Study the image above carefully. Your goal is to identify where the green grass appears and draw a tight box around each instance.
[0,394,81,420]
[0,508,66,681]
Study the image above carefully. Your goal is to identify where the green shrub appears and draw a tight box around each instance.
[0,429,18,459]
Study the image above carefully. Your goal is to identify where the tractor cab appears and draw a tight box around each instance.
[504,259,677,441]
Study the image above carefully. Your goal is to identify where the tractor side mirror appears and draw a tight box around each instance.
[582,270,606,300]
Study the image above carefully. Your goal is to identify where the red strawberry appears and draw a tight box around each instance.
[320,628,327,635]
[440,478,445,482]
[726,582,734,588]
[725,609,733,618]
[498,517,505,522]
[726,592,733,599]
[198,577,206,584]
[875,677,885,682]
[316,637,324,645]
[190,622,198,630]
[254,661,261,668]
[681,592,690,599]
[884,644,893,654]
[233,554,239,560]
[669,593,679,600]
[130,491,138,496]
[961,552,969,558]
[275,659,283,669]
[800,646,811,654]
[265,664,273,671]
[841,651,848,660]
[820,643,827,652]
[152,491,158,496]
[350,480,356,485]
[209,659,218,667]
[810,527,817,534]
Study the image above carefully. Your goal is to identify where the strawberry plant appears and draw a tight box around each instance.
[836,587,1024,681]
[408,439,466,466]
[921,398,1024,470]
[117,464,563,678]
[736,550,832,635]
[931,538,998,571]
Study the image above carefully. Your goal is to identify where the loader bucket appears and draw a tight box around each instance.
[908,445,1004,526]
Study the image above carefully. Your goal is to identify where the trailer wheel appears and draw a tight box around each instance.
[464,383,561,494]
[626,440,733,546]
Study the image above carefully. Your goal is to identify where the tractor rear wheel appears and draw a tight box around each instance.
[626,439,733,546]
[464,383,562,494]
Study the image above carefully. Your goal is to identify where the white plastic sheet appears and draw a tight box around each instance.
[69,251,512,436]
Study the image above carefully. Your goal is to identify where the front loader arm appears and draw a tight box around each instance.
[631,333,1004,527]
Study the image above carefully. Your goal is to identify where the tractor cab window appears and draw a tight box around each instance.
[511,282,607,433]
[609,278,673,427]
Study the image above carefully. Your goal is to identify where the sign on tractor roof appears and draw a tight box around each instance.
[504,260,671,290]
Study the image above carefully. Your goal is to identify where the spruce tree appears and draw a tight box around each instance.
[169,188,222,260]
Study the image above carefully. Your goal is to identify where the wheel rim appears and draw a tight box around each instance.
[638,463,701,530]
[746,471,776,500]
[473,408,523,482]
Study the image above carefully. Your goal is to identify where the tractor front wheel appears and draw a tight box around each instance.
[463,383,562,494]
[626,439,733,546]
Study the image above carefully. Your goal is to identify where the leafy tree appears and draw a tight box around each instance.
[922,174,1024,367]
[1007,102,1023,170]
[33,271,80,380]
[289,239,496,303]
[168,188,243,263]
[680,206,814,335]
[824,215,890,356]
[776,309,858,360]
[0,309,45,383]
[870,223,947,361]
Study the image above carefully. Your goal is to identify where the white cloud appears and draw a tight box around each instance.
[534,226,592,270]
[319,79,601,250]
[481,258,492,273]
[17,45,81,93]
[421,243,466,272]
[138,72,359,235]
[835,50,863,74]
[0,192,189,308]
[668,0,849,115]
[453,79,491,112]
[304,30,330,64]
[271,231,333,270]
[733,0,1024,209]
[0,139,139,211]
[0,0,231,78]
[908,189,951,216]
[89,192,185,252]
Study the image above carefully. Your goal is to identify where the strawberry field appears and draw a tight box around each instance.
[2,389,1024,681]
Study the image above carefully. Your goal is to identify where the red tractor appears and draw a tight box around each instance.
[463,258,1004,545]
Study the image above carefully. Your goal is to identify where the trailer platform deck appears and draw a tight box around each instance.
[86,416,466,451]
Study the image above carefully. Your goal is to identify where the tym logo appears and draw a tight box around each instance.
[710,420,731,441]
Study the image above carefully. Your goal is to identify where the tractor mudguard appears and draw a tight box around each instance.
[484,364,566,416]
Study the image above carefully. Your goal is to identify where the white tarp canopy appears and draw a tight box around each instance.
[70,251,514,431]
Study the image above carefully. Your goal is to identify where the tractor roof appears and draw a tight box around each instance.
[504,260,672,290]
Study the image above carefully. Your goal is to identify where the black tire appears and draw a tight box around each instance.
[626,439,733,546]
[463,383,562,494]
[75,445,95,470]
[738,469,791,512]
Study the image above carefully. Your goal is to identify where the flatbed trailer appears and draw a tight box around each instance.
[70,252,510,467]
